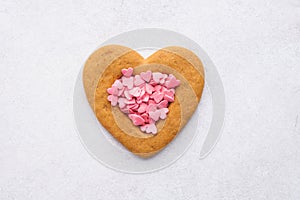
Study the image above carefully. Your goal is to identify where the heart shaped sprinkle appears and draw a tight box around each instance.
[112,79,123,89]
[121,67,133,77]
[122,76,134,89]
[152,72,164,83]
[145,123,157,134]
[107,68,180,134]
[134,75,145,86]
[157,99,168,109]
[140,71,152,82]
[145,83,154,94]
[149,110,161,121]
[107,95,118,106]
[165,74,180,89]
[117,97,127,109]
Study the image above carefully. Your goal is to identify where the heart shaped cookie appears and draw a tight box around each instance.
[83,45,205,157]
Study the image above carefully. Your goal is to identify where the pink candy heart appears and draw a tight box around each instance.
[128,114,145,126]
[107,86,118,96]
[142,94,149,102]
[165,75,180,89]
[157,100,168,109]
[151,92,164,103]
[140,71,152,82]
[107,95,118,106]
[107,68,180,134]
[121,67,133,77]
[164,90,175,102]
[138,103,147,113]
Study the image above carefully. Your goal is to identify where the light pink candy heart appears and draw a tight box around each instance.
[128,114,145,126]
[121,67,133,77]
[149,110,161,121]
[107,95,118,106]
[117,87,125,96]
[149,118,155,124]
[146,123,157,134]
[151,92,164,103]
[146,104,157,113]
[140,71,152,82]
[120,106,129,114]
[129,87,141,97]
[134,75,145,86]
[165,76,180,89]
[106,87,115,95]
[124,90,132,100]
[114,86,120,95]
[152,72,164,83]
[118,98,126,109]
[140,124,147,132]
[113,79,123,89]
[159,108,169,119]
[122,77,134,89]
[161,74,168,84]
[145,84,154,94]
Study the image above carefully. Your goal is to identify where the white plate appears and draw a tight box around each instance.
[73,28,225,173]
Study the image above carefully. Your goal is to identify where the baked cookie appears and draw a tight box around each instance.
[83,45,205,158]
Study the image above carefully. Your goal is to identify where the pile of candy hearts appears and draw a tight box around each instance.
[107,67,180,134]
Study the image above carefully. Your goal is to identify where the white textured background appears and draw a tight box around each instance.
[1,0,300,199]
